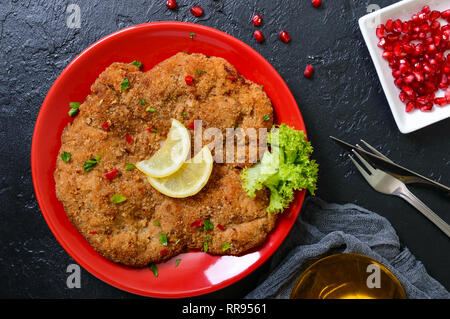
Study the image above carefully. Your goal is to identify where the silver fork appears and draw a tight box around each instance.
[349,149,450,238]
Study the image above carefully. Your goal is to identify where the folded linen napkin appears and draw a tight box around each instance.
[245,197,450,299]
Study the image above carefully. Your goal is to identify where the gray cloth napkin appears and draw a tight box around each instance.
[245,197,450,299]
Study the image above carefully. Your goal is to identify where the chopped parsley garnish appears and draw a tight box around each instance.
[158,233,168,246]
[130,60,143,68]
[121,78,130,91]
[110,193,127,204]
[260,85,264,89]
[234,124,239,129]
[203,220,214,231]
[175,259,181,267]
[263,115,270,121]
[203,235,211,252]
[149,263,158,277]
[140,99,146,105]
[196,69,206,75]
[222,242,231,252]
[189,32,195,39]
[61,152,71,162]
[146,106,156,112]
[181,112,187,119]
[83,157,99,172]
[154,220,161,227]
[151,128,159,133]
[125,163,136,170]
[68,102,81,117]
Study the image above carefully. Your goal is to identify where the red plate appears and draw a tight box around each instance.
[31,22,306,298]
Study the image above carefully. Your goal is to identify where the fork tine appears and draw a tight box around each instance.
[360,139,393,163]
[349,155,372,181]
[351,149,376,173]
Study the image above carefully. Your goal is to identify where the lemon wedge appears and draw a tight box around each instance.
[146,146,213,198]
[136,119,190,178]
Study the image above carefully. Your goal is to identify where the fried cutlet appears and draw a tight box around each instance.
[54,52,276,267]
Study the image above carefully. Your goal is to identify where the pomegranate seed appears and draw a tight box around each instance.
[420,103,433,112]
[403,85,414,96]
[430,10,440,20]
[394,78,403,88]
[377,38,386,48]
[188,121,195,129]
[385,19,393,31]
[279,30,291,43]
[252,14,262,26]
[185,75,194,86]
[190,5,203,17]
[304,64,314,78]
[434,97,448,106]
[376,27,384,38]
[382,51,393,60]
[312,0,322,8]
[254,30,264,43]
[405,102,415,112]
[421,6,430,14]
[166,0,176,9]
[399,91,407,102]
[403,74,415,84]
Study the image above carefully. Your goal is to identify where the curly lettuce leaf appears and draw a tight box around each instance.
[241,124,319,214]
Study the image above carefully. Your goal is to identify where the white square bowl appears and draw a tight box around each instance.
[359,0,450,134]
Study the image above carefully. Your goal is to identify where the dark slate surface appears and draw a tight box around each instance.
[0,0,448,299]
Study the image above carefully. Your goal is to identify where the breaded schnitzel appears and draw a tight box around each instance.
[54,53,276,267]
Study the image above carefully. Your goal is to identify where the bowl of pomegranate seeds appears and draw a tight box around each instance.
[359,0,450,133]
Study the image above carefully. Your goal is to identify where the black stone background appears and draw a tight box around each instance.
[0,0,448,299]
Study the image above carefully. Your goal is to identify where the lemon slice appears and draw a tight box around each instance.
[146,146,213,198]
[136,119,190,178]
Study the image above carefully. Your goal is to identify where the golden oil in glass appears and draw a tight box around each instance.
[290,253,406,299]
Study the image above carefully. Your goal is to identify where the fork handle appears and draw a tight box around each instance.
[395,187,450,238]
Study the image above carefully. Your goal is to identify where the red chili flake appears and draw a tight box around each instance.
[101,121,110,131]
[185,75,194,86]
[160,248,168,256]
[188,121,195,129]
[89,231,98,235]
[125,134,133,144]
[190,219,204,228]
[217,224,225,231]
[104,167,118,180]
[146,127,152,132]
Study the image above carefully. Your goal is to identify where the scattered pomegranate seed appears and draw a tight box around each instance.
[190,5,203,17]
[104,167,118,180]
[188,121,195,129]
[279,30,291,43]
[185,75,194,86]
[217,224,225,231]
[254,30,264,43]
[304,64,314,78]
[125,134,133,144]
[312,0,322,8]
[377,6,450,112]
[252,14,262,27]
[166,0,176,9]
[101,121,110,131]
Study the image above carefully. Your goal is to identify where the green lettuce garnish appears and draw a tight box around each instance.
[241,124,318,214]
